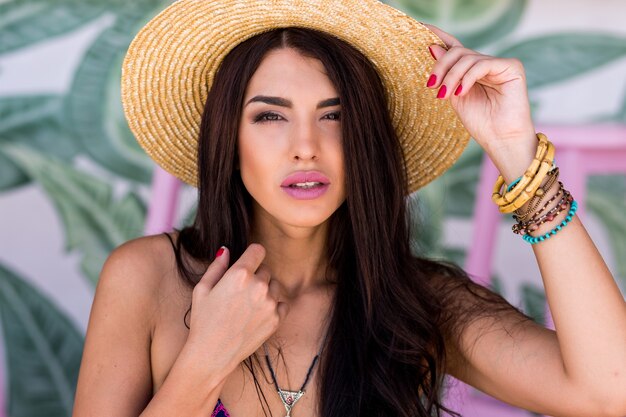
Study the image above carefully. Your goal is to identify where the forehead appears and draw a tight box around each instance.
[245,48,337,96]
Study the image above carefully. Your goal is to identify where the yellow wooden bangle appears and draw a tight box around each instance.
[492,133,549,205]
[492,138,548,206]
[499,155,555,212]
[521,141,556,196]
[499,141,556,213]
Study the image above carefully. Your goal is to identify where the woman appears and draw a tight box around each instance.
[72,1,626,416]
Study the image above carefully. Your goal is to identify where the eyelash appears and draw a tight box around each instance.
[253,111,341,123]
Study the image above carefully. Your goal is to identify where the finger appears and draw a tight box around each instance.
[422,23,464,48]
[426,45,482,85]
[276,301,289,322]
[197,246,230,289]
[267,278,282,301]
[256,264,272,284]
[434,54,491,99]
[454,58,521,97]
[231,243,266,273]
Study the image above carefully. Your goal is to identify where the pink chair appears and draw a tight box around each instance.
[446,123,626,417]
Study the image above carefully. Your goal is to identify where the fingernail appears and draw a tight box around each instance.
[428,46,436,60]
[437,85,447,99]
[215,247,225,258]
[426,74,437,87]
[454,84,463,96]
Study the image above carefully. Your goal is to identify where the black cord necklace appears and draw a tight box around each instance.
[263,330,328,417]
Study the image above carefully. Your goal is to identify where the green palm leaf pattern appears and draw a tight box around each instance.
[387,0,526,48]
[0,144,146,285]
[521,283,547,325]
[0,95,73,190]
[588,177,626,286]
[64,0,167,183]
[0,1,107,54]
[0,263,83,417]
[497,33,626,89]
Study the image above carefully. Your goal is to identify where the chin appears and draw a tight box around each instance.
[278,210,336,229]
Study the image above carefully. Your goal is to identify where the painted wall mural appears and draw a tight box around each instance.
[0,0,625,416]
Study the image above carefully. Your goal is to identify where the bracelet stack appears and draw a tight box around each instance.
[491,133,577,245]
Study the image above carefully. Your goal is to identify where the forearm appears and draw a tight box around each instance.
[486,133,626,408]
[140,345,229,417]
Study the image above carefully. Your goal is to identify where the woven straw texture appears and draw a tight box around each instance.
[121,0,470,193]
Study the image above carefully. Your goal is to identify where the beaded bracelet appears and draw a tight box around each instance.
[513,167,559,221]
[511,189,568,235]
[522,200,578,244]
[512,185,569,235]
[515,181,564,222]
[524,192,573,233]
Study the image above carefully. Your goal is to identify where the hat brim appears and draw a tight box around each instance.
[121,0,470,194]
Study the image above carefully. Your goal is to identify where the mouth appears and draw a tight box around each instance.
[280,171,330,200]
[286,181,326,189]
[280,171,330,188]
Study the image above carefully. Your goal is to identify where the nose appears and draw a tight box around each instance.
[290,119,320,161]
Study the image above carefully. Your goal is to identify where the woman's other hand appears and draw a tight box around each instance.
[183,244,289,375]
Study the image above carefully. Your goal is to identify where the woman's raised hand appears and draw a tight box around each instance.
[422,23,537,172]
[184,244,288,375]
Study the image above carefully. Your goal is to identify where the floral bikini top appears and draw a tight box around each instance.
[211,399,230,417]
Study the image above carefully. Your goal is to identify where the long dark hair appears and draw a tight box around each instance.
[171,28,520,417]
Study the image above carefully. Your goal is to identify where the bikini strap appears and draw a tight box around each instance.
[163,232,176,253]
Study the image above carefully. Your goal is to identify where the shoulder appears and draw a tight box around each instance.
[74,233,183,414]
[104,232,179,273]
[101,233,178,287]
[96,233,183,324]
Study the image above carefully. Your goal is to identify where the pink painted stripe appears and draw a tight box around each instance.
[0,366,6,417]
[144,165,182,235]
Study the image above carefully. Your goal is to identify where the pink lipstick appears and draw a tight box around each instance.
[281,171,330,200]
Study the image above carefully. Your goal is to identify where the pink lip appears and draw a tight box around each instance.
[280,171,330,200]
[281,171,330,187]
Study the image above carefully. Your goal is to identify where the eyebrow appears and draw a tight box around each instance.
[245,95,340,109]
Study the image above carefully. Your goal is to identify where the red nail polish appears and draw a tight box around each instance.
[215,247,225,258]
[454,84,463,96]
[437,85,447,99]
[426,74,437,87]
[428,46,436,60]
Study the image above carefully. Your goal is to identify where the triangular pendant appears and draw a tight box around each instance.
[278,389,304,416]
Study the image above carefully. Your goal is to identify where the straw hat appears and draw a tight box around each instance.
[121,0,470,194]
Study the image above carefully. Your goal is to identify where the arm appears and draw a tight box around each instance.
[485,135,626,415]
[72,237,226,417]
[425,24,626,416]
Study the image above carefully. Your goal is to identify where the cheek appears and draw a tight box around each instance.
[238,134,274,194]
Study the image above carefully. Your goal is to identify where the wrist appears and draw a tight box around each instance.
[141,345,228,417]
[177,341,232,389]
[484,132,538,184]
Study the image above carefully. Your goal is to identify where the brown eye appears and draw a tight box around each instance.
[324,112,341,121]
[254,112,283,123]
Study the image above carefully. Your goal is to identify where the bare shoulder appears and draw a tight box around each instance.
[73,233,182,416]
[100,233,180,298]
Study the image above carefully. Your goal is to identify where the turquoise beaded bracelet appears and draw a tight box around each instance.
[522,200,578,245]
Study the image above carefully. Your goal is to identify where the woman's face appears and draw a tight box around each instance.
[238,48,345,229]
